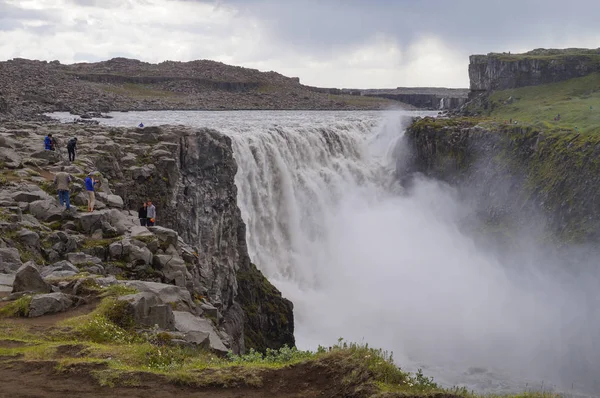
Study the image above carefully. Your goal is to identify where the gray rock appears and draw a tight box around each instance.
[200,303,221,322]
[66,252,102,266]
[28,292,82,317]
[12,263,52,294]
[40,261,79,279]
[18,229,40,250]
[148,226,178,248]
[108,239,131,259]
[78,210,110,234]
[118,292,174,330]
[12,191,50,203]
[30,150,61,163]
[0,248,23,273]
[96,193,124,208]
[29,199,63,222]
[124,280,197,313]
[173,311,228,354]
[129,245,153,265]
[0,273,15,295]
[153,255,187,286]
[0,147,22,168]
[130,226,153,238]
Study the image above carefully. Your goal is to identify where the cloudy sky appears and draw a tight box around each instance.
[1,0,599,88]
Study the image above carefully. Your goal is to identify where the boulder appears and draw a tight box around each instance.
[66,252,102,266]
[173,311,228,354]
[108,209,137,235]
[117,292,175,330]
[148,226,178,248]
[0,248,23,273]
[18,229,40,250]
[0,273,15,295]
[28,292,82,317]
[12,263,52,294]
[153,255,188,287]
[129,245,153,265]
[40,261,79,279]
[78,210,111,234]
[124,280,197,313]
[29,199,63,222]
[96,193,124,209]
[200,303,220,322]
[0,147,22,168]
[108,239,132,259]
[130,226,153,238]
[12,191,50,203]
[30,150,61,164]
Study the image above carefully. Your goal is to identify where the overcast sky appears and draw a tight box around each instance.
[1,0,599,88]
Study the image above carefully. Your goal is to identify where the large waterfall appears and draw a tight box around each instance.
[49,110,598,396]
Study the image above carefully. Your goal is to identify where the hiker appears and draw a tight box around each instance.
[53,166,72,210]
[146,200,156,226]
[84,173,98,212]
[138,122,144,128]
[67,137,78,162]
[44,134,55,151]
[138,202,148,226]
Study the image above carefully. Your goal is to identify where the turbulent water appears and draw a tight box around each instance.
[49,111,598,397]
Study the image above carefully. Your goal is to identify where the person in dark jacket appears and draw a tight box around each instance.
[67,137,78,162]
[138,203,148,226]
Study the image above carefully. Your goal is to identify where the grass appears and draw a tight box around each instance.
[98,83,180,99]
[486,72,600,134]
[0,295,33,318]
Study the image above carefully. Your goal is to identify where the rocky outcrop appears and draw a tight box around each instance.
[402,117,600,241]
[0,121,294,354]
[469,48,600,92]
[362,87,469,110]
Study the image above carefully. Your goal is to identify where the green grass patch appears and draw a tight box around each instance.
[486,72,600,134]
[0,295,33,318]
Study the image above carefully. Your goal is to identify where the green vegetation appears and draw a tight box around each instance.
[0,295,33,318]
[81,237,122,249]
[98,83,180,99]
[486,73,600,134]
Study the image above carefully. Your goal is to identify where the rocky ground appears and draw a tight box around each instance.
[0,58,398,121]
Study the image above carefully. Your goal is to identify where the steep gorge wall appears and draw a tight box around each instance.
[469,51,600,92]
[401,118,600,242]
[88,125,294,353]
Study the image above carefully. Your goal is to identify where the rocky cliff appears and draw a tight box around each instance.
[469,48,600,93]
[0,121,294,353]
[401,117,600,242]
[361,87,469,110]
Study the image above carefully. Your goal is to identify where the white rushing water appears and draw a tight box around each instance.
[49,111,598,397]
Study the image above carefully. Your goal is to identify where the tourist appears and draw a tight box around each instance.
[67,137,78,162]
[138,202,148,226]
[84,173,98,212]
[44,133,54,151]
[138,122,144,128]
[146,200,156,226]
[53,166,72,210]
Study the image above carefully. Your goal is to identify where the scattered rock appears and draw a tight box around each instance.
[29,199,64,222]
[0,248,23,273]
[124,280,197,313]
[28,292,83,317]
[173,311,228,354]
[118,292,175,330]
[12,263,52,294]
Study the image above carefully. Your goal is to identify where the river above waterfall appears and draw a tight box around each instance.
[47,111,597,397]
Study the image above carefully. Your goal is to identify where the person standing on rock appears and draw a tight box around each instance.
[44,133,54,151]
[67,137,78,162]
[138,202,148,226]
[53,166,72,210]
[146,200,156,226]
[85,173,98,212]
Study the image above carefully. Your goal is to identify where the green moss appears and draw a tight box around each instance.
[0,295,33,318]
[81,237,121,249]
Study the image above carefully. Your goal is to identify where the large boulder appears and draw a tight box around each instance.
[153,254,188,287]
[78,210,111,234]
[12,263,52,294]
[28,292,83,317]
[147,226,178,249]
[66,252,102,266]
[0,274,15,295]
[18,229,40,250]
[0,247,22,273]
[117,292,174,330]
[30,150,61,164]
[0,147,22,169]
[96,193,124,209]
[29,199,63,222]
[123,280,197,313]
[173,311,228,354]
[12,191,50,203]
[40,261,79,279]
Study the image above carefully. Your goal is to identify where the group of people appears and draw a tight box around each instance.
[138,201,157,226]
[53,168,100,212]
[44,134,79,162]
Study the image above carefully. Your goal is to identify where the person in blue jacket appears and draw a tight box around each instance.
[44,134,55,151]
[84,173,98,212]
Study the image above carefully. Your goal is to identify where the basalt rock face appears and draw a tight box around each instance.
[469,49,600,92]
[89,125,295,353]
[401,117,600,242]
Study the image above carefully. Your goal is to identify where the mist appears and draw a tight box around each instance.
[229,111,600,396]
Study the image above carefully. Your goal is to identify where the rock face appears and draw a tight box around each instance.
[402,117,600,241]
[28,292,82,317]
[362,87,469,110]
[12,263,52,294]
[469,49,600,92]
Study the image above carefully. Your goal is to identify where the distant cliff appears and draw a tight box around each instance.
[469,48,600,93]
[361,87,469,110]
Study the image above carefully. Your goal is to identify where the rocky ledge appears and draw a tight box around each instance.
[0,120,294,353]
